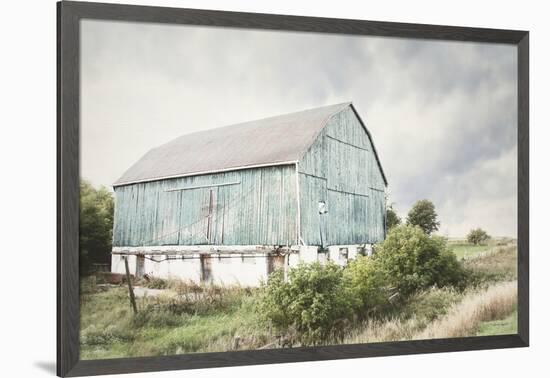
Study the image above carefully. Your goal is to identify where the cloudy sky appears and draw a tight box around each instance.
[81,20,517,238]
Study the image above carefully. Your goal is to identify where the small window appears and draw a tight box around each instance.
[339,248,349,262]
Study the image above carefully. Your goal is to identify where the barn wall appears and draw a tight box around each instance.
[113,165,298,247]
[111,254,271,287]
[111,246,362,287]
[298,106,386,246]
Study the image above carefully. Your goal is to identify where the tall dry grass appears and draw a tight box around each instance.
[414,281,517,339]
[343,281,517,344]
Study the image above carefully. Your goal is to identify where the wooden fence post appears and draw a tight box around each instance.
[123,256,138,315]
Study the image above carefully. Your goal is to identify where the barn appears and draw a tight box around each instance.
[111,102,387,286]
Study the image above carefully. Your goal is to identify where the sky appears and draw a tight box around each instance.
[80,20,518,238]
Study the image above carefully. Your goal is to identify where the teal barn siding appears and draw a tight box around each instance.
[298,106,386,246]
[113,165,298,247]
[112,103,386,250]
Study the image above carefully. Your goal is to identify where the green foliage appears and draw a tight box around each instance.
[467,228,490,245]
[81,323,135,346]
[406,199,440,235]
[80,285,266,359]
[344,256,388,315]
[257,262,358,346]
[385,204,401,230]
[80,180,114,275]
[256,225,472,344]
[80,242,519,358]
[404,287,462,323]
[375,225,467,297]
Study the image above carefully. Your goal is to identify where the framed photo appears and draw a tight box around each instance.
[57,1,529,376]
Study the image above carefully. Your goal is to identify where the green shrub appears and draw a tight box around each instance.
[344,256,388,316]
[257,262,358,346]
[375,225,467,297]
[404,287,462,322]
[81,323,134,346]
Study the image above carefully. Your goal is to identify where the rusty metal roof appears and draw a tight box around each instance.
[113,102,387,187]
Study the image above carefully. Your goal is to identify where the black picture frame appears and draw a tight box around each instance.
[57,1,529,376]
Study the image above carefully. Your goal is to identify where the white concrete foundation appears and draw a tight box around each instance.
[298,246,319,263]
[111,244,373,286]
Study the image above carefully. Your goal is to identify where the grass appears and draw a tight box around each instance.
[80,281,272,360]
[448,238,515,259]
[342,287,463,344]
[80,242,518,358]
[342,281,517,344]
[341,244,518,345]
[464,245,517,285]
[414,281,517,339]
[449,243,491,259]
[476,305,517,336]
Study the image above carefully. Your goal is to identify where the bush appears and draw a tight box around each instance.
[404,287,462,323]
[467,228,490,245]
[375,225,467,297]
[344,256,388,316]
[257,262,358,346]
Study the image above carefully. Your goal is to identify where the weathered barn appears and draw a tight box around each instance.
[111,102,387,285]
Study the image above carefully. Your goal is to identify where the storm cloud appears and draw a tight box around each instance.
[81,20,517,237]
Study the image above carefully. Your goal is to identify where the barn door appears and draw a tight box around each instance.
[203,188,218,244]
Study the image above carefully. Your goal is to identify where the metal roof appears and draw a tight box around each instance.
[113,102,387,187]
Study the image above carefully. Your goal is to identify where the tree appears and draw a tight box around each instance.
[386,204,401,230]
[467,228,490,245]
[406,199,440,235]
[80,180,114,275]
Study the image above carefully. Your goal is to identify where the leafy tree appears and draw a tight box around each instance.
[406,199,440,235]
[257,262,358,346]
[467,228,490,245]
[374,225,467,297]
[386,204,401,230]
[80,180,114,275]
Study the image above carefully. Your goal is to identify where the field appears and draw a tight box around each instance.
[447,237,513,259]
[80,239,517,359]
[80,282,268,359]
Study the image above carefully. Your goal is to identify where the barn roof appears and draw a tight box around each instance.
[113,102,387,187]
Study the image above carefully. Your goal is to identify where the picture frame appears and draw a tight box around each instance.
[57,1,529,376]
